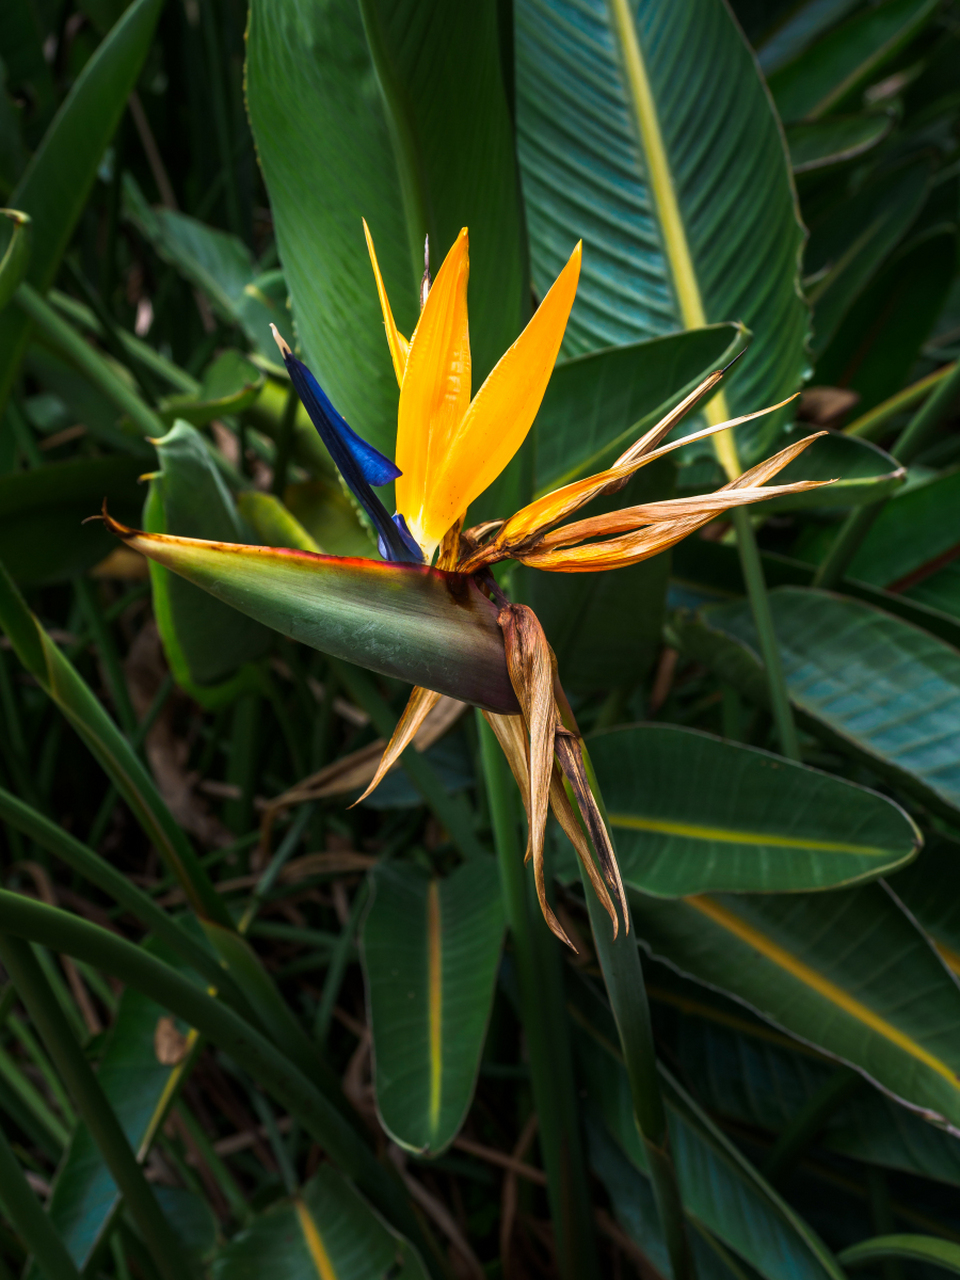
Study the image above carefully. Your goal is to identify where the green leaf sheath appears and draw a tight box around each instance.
[514,0,808,464]
[0,936,193,1280]
[0,0,163,415]
[0,891,441,1276]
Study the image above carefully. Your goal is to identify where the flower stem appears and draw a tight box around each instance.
[0,934,194,1280]
[478,713,600,1280]
[732,507,801,761]
[578,745,694,1280]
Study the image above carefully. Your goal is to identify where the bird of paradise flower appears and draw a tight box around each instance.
[100,224,829,946]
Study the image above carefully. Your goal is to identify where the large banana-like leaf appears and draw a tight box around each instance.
[102,516,519,713]
[572,990,844,1280]
[0,0,163,412]
[675,587,960,821]
[630,882,960,1131]
[361,859,505,1155]
[676,1000,960,1188]
[583,724,919,895]
[514,0,809,469]
[245,0,524,459]
[210,1167,428,1280]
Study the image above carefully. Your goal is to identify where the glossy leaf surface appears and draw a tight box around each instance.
[676,1000,960,1188]
[585,724,919,896]
[534,324,745,492]
[362,859,505,1154]
[631,883,960,1129]
[574,996,843,1280]
[210,1165,428,1280]
[246,0,524,459]
[678,587,960,820]
[515,0,808,466]
[106,522,520,713]
[0,0,163,410]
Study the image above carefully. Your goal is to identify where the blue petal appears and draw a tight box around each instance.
[378,513,423,564]
[281,349,417,563]
[286,354,401,486]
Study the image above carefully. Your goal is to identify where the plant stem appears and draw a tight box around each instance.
[331,660,489,861]
[478,714,600,1280]
[731,508,800,760]
[577,744,694,1280]
[15,282,166,438]
[0,1121,82,1280]
[814,358,960,590]
[843,361,956,441]
[0,936,193,1280]
[271,383,298,496]
[0,890,441,1277]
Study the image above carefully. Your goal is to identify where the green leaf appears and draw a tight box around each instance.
[235,491,321,553]
[514,0,809,467]
[676,587,960,821]
[675,997,960,1188]
[144,421,272,693]
[518,456,673,690]
[29,950,197,1273]
[0,455,144,584]
[361,859,505,1155]
[0,0,164,414]
[534,324,746,492]
[0,207,30,312]
[816,227,957,415]
[767,0,939,123]
[806,158,931,360]
[246,0,524,459]
[630,881,960,1130]
[813,467,960,616]
[0,557,232,925]
[122,176,291,359]
[107,522,520,713]
[787,114,893,173]
[210,1166,428,1280]
[840,1235,960,1275]
[581,723,919,896]
[0,59,28,199]
[573,997,843,1280]
[890,832,960,978]
[718,427,906,513]
[158,351,265,428]
[754,0,862,75]
[671,534,960,652]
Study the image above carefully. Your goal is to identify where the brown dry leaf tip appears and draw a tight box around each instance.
[351,684,443,807]
[456,376,830,574]
[495,602,624,948]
